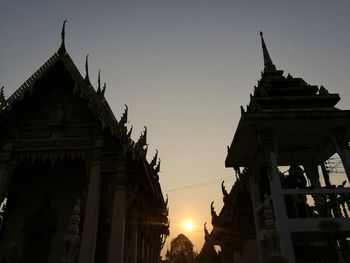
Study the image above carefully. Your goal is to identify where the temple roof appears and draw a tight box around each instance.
[247,32,340,112]
[225,33,350,168]
[0,22,168,209]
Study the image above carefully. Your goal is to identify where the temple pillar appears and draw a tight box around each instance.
[78,141,102,263]
[267,150,294,262]
[303,161,321,188]
[259,130,294,262]
[0,142,13,201]
[248,168,264,260]
[330,131,350,183]
[303,161,329,216]
[129,207,138,263]
[108,160,127,263]
[0,163,9,202]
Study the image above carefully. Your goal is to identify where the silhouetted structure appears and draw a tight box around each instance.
[200,32,350,263]
[0,22,169,263]
[196,177,258,263]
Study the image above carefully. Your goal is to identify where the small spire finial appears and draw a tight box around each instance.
[97,70,101,93]
[260,31,277,73]
[58,20,67,56]
[85,55,90,83]
[102,82,106,95]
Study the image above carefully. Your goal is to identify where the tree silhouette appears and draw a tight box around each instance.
[165,234,196,263]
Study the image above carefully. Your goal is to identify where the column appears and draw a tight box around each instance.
[0,163,9,202]
[304,161,321,188]
[267,150,295,262]
[129,207,138,263]
[304,161,329,216]
[78,143,102,263]
[248,169,264,260]
[108,161,127,263]
[0,143,13,201]
[330,131,350,183]
[259,130,295,262]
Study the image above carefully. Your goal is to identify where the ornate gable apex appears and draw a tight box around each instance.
[1,23,167,179]
[2,26,122,137]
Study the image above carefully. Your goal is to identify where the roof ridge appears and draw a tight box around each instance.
[7,52,60,106]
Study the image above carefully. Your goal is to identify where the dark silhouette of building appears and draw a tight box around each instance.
[196,177,258,263]
[0,22,169,263]
[199,32,350,263]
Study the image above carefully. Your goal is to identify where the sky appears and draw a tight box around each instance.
[1,0,350,256]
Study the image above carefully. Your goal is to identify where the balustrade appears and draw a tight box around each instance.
[282,187,350,219]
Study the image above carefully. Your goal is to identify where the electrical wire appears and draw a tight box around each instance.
[164,176,235,193]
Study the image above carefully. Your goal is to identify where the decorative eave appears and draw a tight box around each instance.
[242,109,350,120]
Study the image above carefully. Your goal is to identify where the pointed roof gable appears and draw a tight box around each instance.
[2,23,120,137]
[1,23,169,185]
[248,32,340,112]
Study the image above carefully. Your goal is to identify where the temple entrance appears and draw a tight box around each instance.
[0,157,86,263]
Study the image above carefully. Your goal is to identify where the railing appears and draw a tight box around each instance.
[282,187,350,219]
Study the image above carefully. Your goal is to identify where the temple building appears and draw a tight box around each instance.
[196,176,258,263]
[199,33,350,263]
[0,22,169,263]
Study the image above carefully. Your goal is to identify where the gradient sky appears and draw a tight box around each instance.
[1,0,350,256]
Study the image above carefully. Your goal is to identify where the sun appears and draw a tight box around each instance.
[183,219,194,232]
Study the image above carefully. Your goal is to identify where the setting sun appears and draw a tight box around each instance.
[183,219,194,232]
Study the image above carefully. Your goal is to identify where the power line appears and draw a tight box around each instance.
[164,176,235,193]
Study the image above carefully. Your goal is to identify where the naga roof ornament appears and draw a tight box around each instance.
[102,82,106,96]
[165,194,168,207]
[119,104,128,127]
[204,222,210,242]
[150,149,158,168]
[96,70,106,97]
[0,87,7,109]
[127,125,133,138]
[97,70,101,93]
[58,20,67,56]
[154,158,161,174]
[134,126,148,157]
[221,181,229,198]
[84,54,90,83]
[210,201,218,219]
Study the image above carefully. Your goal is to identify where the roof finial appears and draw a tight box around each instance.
[260,31,277,73]
[58,20,67,56]
[97,69,101,93]
[102,82,106,95]
[85,55,90,83]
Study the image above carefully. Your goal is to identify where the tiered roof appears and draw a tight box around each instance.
[247,32,340,113]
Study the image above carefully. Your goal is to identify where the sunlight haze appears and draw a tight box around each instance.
[1,0,350,256]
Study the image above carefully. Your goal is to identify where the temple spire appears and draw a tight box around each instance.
[85,55,90,83]
[260,31,277,73]
[58,20,67,56]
